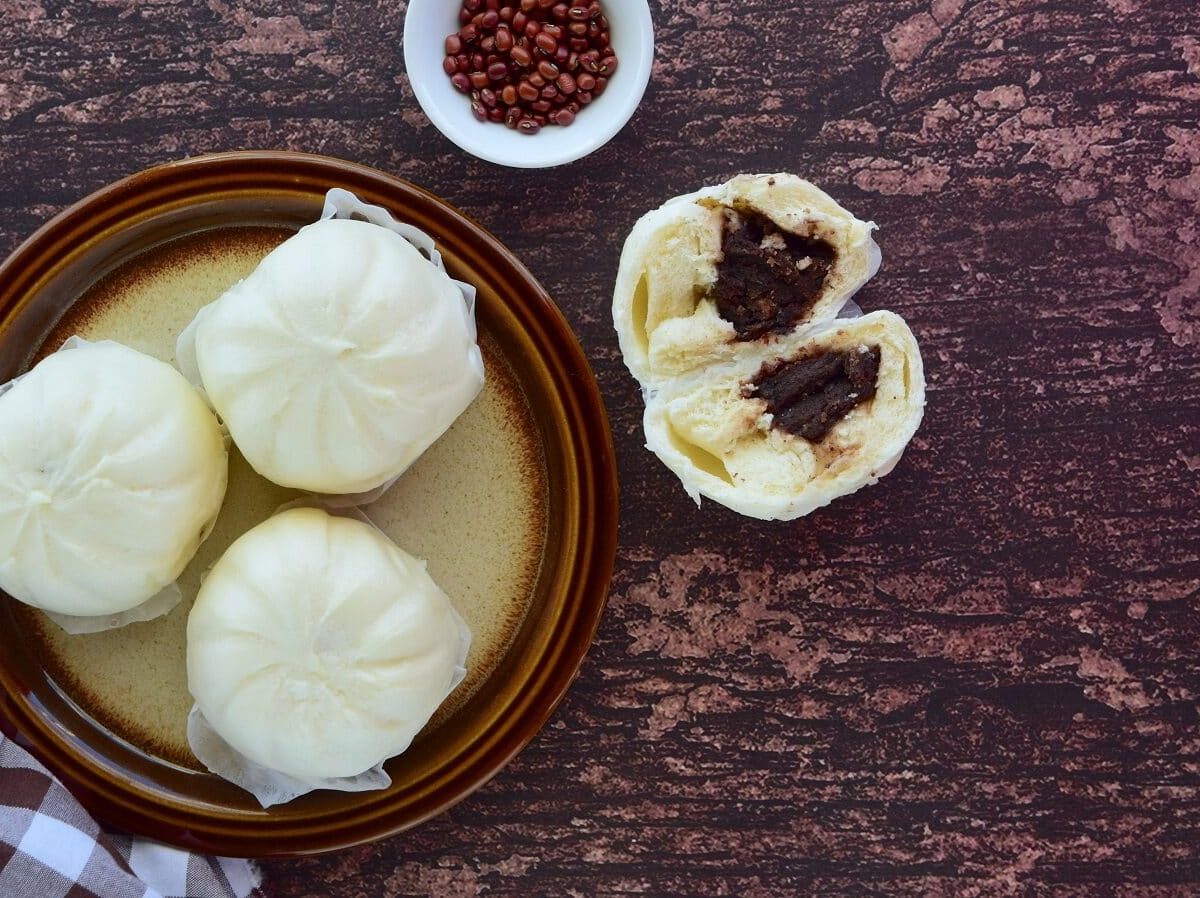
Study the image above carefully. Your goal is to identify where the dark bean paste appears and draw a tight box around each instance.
[749,345,881,442]
[710,207,837,341]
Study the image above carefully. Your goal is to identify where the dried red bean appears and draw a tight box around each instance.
[445,0,617,133]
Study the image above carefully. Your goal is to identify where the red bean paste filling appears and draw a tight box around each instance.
[711,208,837,341]
[750,345,882,442]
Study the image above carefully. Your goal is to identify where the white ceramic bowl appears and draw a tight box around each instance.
[404,0,654,168]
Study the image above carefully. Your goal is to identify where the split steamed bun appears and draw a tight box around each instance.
[187,507,470,785]
[613,173,881,386]
[612,174,925,520]
[644,312,925,521]
[0,340,228,617]
[181,217,484,495]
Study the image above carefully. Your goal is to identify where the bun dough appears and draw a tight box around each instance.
[0,340,228,616]
[644,312,925,521]
[185,218,484,495]
[187,507,470,781]
[613,173,881,386]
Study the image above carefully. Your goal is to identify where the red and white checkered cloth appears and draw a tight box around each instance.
[0,735,262,898]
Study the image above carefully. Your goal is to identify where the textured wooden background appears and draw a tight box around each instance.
[2,1,1199,895]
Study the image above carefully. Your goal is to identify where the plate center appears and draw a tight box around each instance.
[11,225,547,767]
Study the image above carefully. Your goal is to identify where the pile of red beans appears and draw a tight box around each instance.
[443,0,618,135]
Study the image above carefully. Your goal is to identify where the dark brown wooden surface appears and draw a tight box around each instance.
[2,1,1199,895]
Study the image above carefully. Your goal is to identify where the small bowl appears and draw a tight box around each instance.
[404,0,654,168]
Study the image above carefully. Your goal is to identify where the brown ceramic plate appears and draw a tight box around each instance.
[0,151,618,857]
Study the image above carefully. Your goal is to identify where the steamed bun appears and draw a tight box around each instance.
[187,507,470,782]
[612,173,881,386]
[643,312,925,521]
[183,218,484,495]
[0,340,228,617]
[612,174,925,520]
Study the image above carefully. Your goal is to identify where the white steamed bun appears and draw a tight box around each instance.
[182,217,484,495]
[643,312,925,521]
[0,340,228,617]
[612,173,881,386]
[612,174,925,520]
[187,507,470,784]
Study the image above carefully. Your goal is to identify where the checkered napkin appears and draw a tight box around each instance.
[0,735,262,898]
